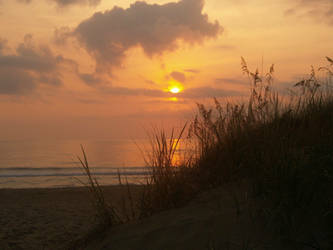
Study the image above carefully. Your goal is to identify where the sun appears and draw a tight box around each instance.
[167,82,183,94]
[170,86,181,94]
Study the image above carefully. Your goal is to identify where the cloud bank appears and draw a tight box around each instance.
[179,86,243,99]
[285,0,333,24]
[170,71,186,83]
[98,85,242,99]
[215,77,246,85]
[0,35,71,95]
[17,0,101,7]
[0,38,6,53]
[72,0,222,72]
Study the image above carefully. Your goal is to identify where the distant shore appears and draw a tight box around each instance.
[0,185,143,250]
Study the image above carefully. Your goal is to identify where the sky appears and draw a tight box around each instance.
[0,0,332,140]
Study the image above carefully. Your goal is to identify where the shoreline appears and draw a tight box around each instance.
[0,183,145,190]
[0,174,148,189]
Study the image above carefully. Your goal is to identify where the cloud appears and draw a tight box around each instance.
[0,35,72,95]
[215,77,246,85]
[170,71,186,83]
[98,85,243,99]
[102,86,167,97]
[76,97,104,104]
[52,0,101,7]
[285,0,333,24]
[71,0,222,72]
[185,69,200,74]
[145,79,158,86]
[216,44,236,50]
[79,73,104,86]
[54,27,72,45]
[0,69,37,95]
[0,38,6,53]
[179,87,244,99]
[17,0,101,8]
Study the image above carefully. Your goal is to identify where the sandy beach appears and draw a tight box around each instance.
[0,186,143,250]
[0,184,281,250]
[1,183,330,250]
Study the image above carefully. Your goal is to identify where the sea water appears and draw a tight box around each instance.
[0,139,150,188]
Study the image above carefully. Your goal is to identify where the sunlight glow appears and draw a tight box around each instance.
[167,82,183,94]
[170,87,181,94]
[168,97,178,102]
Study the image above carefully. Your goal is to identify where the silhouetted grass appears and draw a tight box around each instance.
[78,57,333,248]
[137,124,200,216]
[138,57,333,247]
[77,145,121,227]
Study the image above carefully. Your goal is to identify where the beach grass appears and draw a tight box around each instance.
[140,57,332,247]
[77,57,333,249]
[77,146,122,227]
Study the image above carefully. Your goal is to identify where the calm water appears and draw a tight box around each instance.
[0,139,150,188]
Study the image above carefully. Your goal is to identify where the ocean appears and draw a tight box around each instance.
[0,139,151,189]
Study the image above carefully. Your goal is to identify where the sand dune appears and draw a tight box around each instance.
[1,184,321,249]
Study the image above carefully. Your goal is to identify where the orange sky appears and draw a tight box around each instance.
[0,0,332,140]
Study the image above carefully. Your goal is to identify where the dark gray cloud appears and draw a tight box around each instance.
[170,71,186,83]
[216,44,236,50]
[71,0,222,72]
[17,0,101,7]
[52,0,100,7]
[285,0,333,24]
[185,68,200,73]
[39,74,63,86]
[0,68,36,95]
[179,87,244,99]
[0,35,71,95]
[215,77,246,85]
[102,86,167,97]
[76,97,104,104]
[54,27,71,45]
[79,73,104,86]
[0,38,6,53]
[145,79,158,86]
